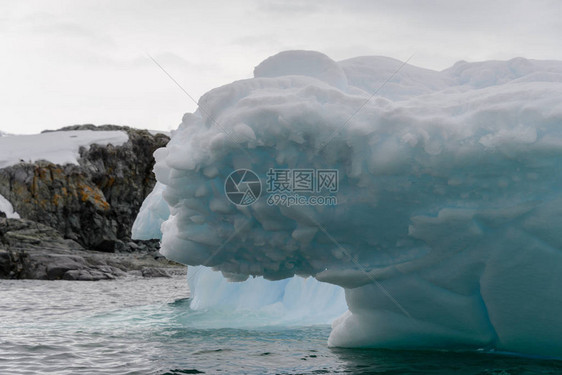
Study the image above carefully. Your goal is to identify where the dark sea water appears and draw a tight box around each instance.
[1,273,561,375]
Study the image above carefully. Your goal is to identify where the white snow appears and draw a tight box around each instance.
[0,130,128,169]
[135,50,562,358]
[254,50,349,91]
[0,193,19,218]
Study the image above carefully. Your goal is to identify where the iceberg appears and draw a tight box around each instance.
[136,50,562,357]
[132,182,170,241]
[186,265,347,328]
[132,180,347,325]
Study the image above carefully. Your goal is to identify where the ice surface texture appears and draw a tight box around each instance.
[132,182,348,325]
[139,50,562,357]
[186,265,346,327]
[132,182,169,240]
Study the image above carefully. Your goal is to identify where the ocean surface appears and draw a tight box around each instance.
[1,273,561,375]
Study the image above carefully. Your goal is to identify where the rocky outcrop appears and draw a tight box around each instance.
[0,217,180,280]
[0,125,169,251]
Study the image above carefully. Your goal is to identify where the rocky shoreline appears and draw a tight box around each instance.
[0,125,181,281]
[0,217,183,280]
[0,218,185,281]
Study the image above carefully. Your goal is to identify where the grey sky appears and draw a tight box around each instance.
[1,0,561,134]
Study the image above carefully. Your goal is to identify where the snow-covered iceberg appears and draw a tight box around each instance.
[136,50,562,357]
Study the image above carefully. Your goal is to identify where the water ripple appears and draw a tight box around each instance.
[1,275,561,374]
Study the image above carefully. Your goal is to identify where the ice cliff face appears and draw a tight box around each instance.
[138,51,562,357]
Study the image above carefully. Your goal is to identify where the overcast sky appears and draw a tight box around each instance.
[1,0,561,134]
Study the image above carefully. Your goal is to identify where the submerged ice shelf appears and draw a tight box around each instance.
[134,50,562,357]
[186,265,347,327]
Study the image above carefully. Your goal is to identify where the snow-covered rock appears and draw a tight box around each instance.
[0,193,19,218]
[0,129,128,169]
[0,125,169,250]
